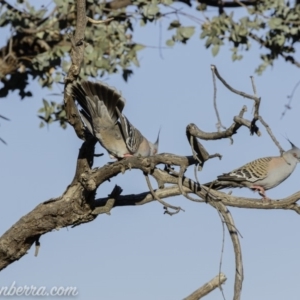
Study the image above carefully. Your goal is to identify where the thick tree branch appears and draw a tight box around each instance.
[1,152,300,271]
[64,0,87,139]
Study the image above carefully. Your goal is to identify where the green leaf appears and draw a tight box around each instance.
[145,4,159,16]
[196,3,207,11]
[162,0,173,5]
[53,0,63,6]
[85,44,94,54]
[36,32,44,39]
[140,19,146,27]
[132,57,139,67]
[60,45,71,52]
[166,39,174,46]
[179,26,195,39]
[276,35,285,46]
[290,27,299,35]
[268,17,282,29]
[212,45,220,56]
[133,44,145,51]
[42,99,49,108]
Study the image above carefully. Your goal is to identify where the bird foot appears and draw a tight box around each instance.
[123,153,133,158]
[251,185,271,202]
[251,185,266,196]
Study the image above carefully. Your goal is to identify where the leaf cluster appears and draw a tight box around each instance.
[0,0,299,128]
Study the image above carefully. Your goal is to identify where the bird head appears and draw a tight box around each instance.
[286,140,300,162]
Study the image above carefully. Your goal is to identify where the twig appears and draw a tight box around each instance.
[217,210,226,300]
[248,32,300,69]
[87,17,113,24]
[183,273,227,300]
[92,185,122,215]
[211,65,259,103]
[258,116,284,154]
[144,173,184,215]
[178,165,204,202]
[281,80,300,119]
[0,114,9,121]
[211,65,226,132]
[63,0,87,140]
[211,64,261,126]
[194,164,201,185]
[210,202,243,300]
[249,76,260,120]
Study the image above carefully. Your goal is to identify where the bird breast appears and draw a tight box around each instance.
[257,156,297,190]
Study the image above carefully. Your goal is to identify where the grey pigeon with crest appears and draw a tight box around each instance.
[205,141,300,200]
[71,81,159,159]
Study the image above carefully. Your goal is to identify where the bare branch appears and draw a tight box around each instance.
[183,273,227,300]
[233,116,261,136]
[211,64,226,132]
[92,185,123,215]
[186,114,259,141]
[87,17,113,24]
[211,64,262,138]
[186,128,222,169]
[144,173,184,215]
[2,158,300,271]
[178,165,204,202]
[64,0,87,140]
[281,80,300,119]
[258,116,285,154]
[210,202,243,300]
[217,210,226,300]
[211,65,260,103]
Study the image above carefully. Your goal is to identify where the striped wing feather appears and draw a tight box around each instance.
[218,157,272,183]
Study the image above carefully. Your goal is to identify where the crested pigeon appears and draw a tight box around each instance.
[205,141,300,200]
[71,81,159,159]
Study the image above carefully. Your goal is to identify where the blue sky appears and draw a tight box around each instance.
[1,2,300,299]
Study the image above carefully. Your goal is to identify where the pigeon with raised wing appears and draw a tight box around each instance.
[71,81,159,159]
[205,141,300,200]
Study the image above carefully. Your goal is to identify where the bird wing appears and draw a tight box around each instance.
[218,157,273,183]
[116,107,143,154]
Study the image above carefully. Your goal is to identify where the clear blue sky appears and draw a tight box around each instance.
[1,1,300,299]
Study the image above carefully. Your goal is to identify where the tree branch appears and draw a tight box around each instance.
[64,0,87,140]
[183,273,227,300]
[210,202,243,300]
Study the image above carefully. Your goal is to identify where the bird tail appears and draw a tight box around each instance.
[203,180,244,191]
[71,81,126,129]
[203,181,223,190]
